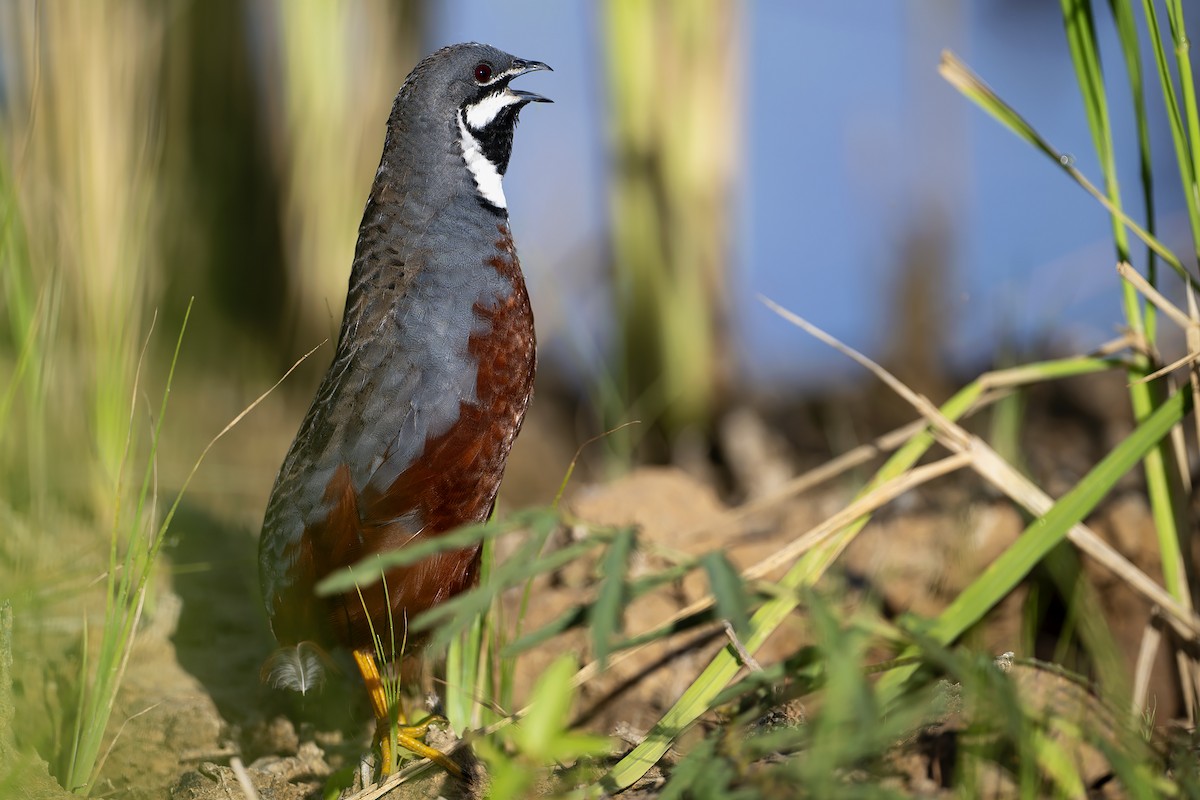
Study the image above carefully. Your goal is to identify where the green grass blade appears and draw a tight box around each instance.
[510,655,573,756]
[1163,0,1200,261]
[700,552,751,638]
[1033,725,1088,797]
[445,537,492,732]
[939,51,1195,287]
[1060,0,1190,606]
[503,604,589,657]
[0,156,41,441]
[1061,0,1131,259]
[603,355,1122,790]
[316,508,558,595]
[1108,0,1159,338]
[411,524,559,639]
[877,385,1192,706]
[947,25,1193,612]
[1140,0,1200,260]
[68,301,192,793]
[589,526,635,669]
[418,536,604,652]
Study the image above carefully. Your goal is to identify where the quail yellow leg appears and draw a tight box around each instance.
[352,649,462,777]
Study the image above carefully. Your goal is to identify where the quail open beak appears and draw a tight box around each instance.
[510,88,553,105]
[508,58,553,104]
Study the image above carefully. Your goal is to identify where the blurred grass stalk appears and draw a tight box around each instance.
[0,131,49,503]
[0,0,162,511]
[270,0,414,345]
[602,0,742,454]
[0,1,176,793]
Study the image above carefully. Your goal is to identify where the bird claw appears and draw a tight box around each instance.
[375,713,461,778]
[391,731,463,777]
[396,713,449,740]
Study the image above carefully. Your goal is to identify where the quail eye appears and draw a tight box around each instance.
[473,62,493,83]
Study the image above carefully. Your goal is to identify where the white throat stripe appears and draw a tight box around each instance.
[478,65,531,88]
[457,112,507,209]
[464,90,522,131]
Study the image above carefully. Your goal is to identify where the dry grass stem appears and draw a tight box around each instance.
[1131,613,1162,717]
[91,700,160,789]
[1088,334,1141,359]
[230,757,260,800]
[202,341,326,455]
[722,619,763,672]
[762,297,1200,641]
[1176,649,1199,728]
[555,419,642,508]
[1130,350,1200,386]
[1117,262,1196,332]
[565,451,973,697]
[343,758,436,800]
[689,418,928,550]
[741,453,971,581]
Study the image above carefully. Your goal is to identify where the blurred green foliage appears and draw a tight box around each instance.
[602,0,743,460]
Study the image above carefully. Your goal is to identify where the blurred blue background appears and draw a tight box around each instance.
[436,1,1192,386]
[4,0,1196,472]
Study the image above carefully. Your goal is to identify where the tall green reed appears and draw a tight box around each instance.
[270,0,418,348]
[602,0,743,457]
[0,1,163,512]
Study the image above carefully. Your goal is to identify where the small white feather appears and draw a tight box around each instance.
[262,642,328,695]
[457,112,507,209]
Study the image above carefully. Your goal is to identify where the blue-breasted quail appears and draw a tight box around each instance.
[258,42,550,776]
